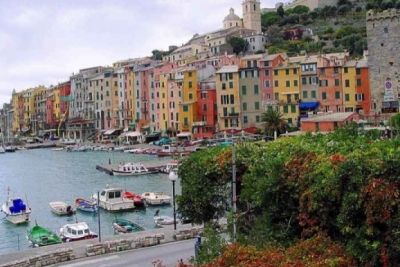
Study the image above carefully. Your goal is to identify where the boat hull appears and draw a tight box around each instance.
[112,170,156,176]
[61,234,98,243]
[98,200,135,212]
[28,225,62,247]
[145,199,171,206]
[5,212,30,224]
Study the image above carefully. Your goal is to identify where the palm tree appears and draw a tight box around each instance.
[261,108,287,137]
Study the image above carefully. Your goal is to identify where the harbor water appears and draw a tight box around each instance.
[0,149,180,255]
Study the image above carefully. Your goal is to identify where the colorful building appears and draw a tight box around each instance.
[180,68,198,132]
[342,61,357,112]
[259,54,285,110]
[194,77,217,138]
[355,59,371,115]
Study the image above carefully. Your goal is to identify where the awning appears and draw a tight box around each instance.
[299,102,319,110]
[104,129,117,135]
[177,132,192,137]
[121,131,142,138]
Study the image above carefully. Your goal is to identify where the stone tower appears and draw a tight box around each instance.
[366,9,400,114]
[242,0,262,33]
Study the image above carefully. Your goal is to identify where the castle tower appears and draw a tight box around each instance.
[366,9,400,114]
[242,0,261,33]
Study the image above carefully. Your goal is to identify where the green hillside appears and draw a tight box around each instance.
[262,0,370,57]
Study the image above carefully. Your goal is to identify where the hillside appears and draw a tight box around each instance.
[262,0,369,57]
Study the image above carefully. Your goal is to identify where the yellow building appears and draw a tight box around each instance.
[342,61,357,112]
[273,61,301,126]
[216,65,241,131]
[111,72,120,128]
[127,69,135,128]
[11,91,22,133]
[179,69,198,132]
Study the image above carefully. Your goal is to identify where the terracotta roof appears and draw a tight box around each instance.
[301,112,355,122]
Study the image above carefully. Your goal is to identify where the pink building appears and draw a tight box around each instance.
[259,54,285,110]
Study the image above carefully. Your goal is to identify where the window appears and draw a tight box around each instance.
[335,79,340,86]
[357,79,361,86]
[283,105,288,113]
[344,67,348,73]
[188,72,192,77]
[264,61,270,67]
[303,91,308,98]
[291,104,296,113]
[345,80,350,87]
[294,80,298,87]
[293,68,298,74]
[302,77,307,85]
[256,115,260,122]
[334,67,339,74]
[274,80,279,87]
[274,70,278,76]
[223,107,228,116]
[254,85,259,95]
[228,73,233,80]
[188,81,192,88]
[322,92,327,100]
[286,81,290,87]
[183,105,188,112]
[384,27,388,33]
[285,69,289,75]
[335,92,340,99]
[224,119,228,128]
[311,91,316,98]
[229,82,233,89]
[345,94,350,101]
[264,69,270,76]
[243,116,248,124]
[222,83,226,90]
[243,102,247,111]
[255,102,260,110]
[356,68,361,75]
[265,80,270,88]
[275,93,279,100]
[242,86,247,95]
[189,93,193,100]
[184,118,188,126]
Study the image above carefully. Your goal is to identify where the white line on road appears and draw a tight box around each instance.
[61,255,119,267]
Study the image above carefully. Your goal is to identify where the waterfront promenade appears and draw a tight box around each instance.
[0,223,201,266]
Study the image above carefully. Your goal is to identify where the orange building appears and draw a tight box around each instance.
[355,60,371,115]
[301,112,356,132]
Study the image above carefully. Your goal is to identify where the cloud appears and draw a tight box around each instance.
[0,0,276,106]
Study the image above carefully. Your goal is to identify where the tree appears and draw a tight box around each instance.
[277,5,285,17]
[261,108,287,137]
[261,12,280,28]
[389,113,400,137]
[227,37,249,55]
[292,5,310,14]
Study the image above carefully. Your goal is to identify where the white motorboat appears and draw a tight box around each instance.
[153,210,178,227]
[0,147,5,154]
[49,201,75,216]
[92,187,135,211]
[141,192,171,206]
[1,190,31,224]
[59,222,97,242]
[51,147,64,151]
[112,163,155,176]
[160,161,179,174]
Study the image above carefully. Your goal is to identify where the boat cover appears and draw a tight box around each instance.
[9,199,27,213]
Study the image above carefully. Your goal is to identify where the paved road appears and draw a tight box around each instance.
[55,239,196,267]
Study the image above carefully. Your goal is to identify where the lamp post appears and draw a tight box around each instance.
[169,171,178,230]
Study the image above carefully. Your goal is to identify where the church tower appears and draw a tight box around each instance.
[242,0,261,33]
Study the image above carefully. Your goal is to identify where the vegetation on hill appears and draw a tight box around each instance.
[178,125,400,266]
[262,1,368,57]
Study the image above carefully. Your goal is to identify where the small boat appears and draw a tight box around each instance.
[160,161,179,174]
[141,192,171,206]
[59,222,98,242]
[49,201,75,216]
[28,224,62,247]
[0,147,5,154]
[112,218,145,234]
[93,187,135,211]
[112,163,155,176]
[75,198,98,213]
[123,191,146,208]
[1,191,31,224]
[5,146,16,152]
[153,210,177,227]
[51,147,64,151]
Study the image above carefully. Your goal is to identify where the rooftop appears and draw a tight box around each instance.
[302,112,355,122]
[216,65,239,73]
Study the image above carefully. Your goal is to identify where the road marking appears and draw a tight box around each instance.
[61,255,119,267]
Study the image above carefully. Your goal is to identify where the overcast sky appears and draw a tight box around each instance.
[0,0,276,106]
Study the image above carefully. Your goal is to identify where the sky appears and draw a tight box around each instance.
[0,0,276,106]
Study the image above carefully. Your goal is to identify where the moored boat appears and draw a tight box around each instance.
[49,201,75,216]
[75,198,98,213]
[93,187,135,211]
[59,222,97,242]
[123,191,146,208]
[141,192,171,206]
[153,210,178,227]
[5,146,16,152]
[1,190,31,224]
[112,163,155,176]
[112,218,145,234]
[0,147,5,153]
[27,224,62,247]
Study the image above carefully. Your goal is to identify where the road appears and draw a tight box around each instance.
[55,239,196,267]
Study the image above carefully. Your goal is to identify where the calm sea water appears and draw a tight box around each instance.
[0,149,179,254]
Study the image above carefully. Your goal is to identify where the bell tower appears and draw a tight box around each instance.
[242,0,261,33]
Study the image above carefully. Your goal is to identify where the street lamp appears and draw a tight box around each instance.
[169,171,178,230]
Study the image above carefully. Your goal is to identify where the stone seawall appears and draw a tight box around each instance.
[0,226,203,267]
